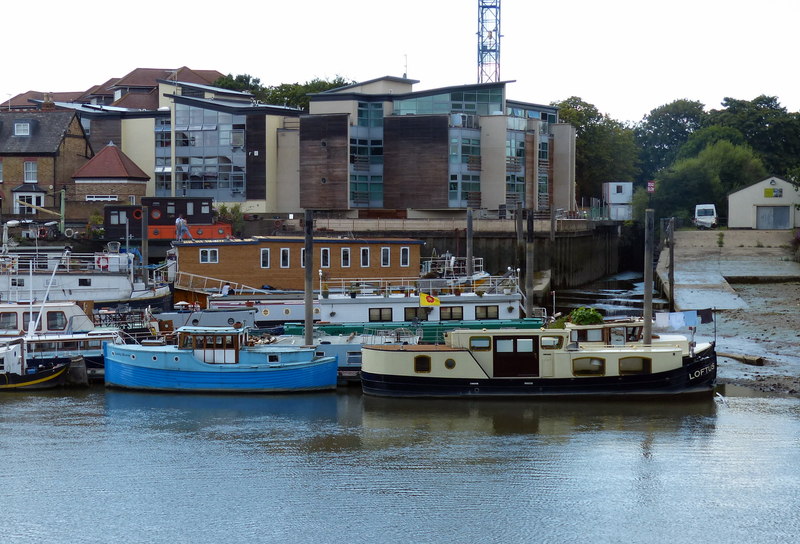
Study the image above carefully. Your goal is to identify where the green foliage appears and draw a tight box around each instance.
[216,204,244,234]
[552,96,640,200]
[635,99,707,182]
[546,315,568,329]
[212,74,354,112]
[568,307,604,325]
[677,125,745,159]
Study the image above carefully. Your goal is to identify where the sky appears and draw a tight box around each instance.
[4,0,799,124]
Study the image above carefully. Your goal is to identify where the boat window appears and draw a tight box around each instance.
[609,327,626,345]
[571,329,603,342]
[444,358,456,369]
[368,308,393,322]
[269,354,279,363]
[179,334,194,349]
[541,336,563,349]
[87,340,102,349]
[61,342,79,350]
[625,327,642,342]
[346,352,362,364]
[440,306,464,321]
[496,339,514,352]
[0,312,17,329]
[404,307,429,321]
[414,355,431,373]
[475,305,499,319]
[619,357,652,375]
[572,357,606,376]
[517,338,535,352]
[469,336,492,351]
[22,312,43,331]
[47,311,68,331]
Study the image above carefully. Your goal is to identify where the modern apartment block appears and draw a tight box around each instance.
[299,76,576,218]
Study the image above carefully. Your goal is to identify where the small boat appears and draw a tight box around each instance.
[0,337,70,391]
[103,325,338,393]
[361,327,717,398]
[274,327,421,385]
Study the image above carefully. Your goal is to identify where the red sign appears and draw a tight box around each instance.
[647,180,656,193]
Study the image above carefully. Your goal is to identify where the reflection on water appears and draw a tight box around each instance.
[1,388,798,544]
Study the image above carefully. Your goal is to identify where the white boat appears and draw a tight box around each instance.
[0,301,97,335]
[0,337,71,391]
[0,230,171,310]
[361,327,717,398]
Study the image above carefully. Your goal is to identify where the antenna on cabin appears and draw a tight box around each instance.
[477,0,501,83]
[403,54,408,78]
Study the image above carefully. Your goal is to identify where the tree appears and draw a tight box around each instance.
[652,141,766,221]
[676,125,745,160]
[553,97,640,201]
[706,95,800,175]
[212,74,269,102]
[635,99,706,182]
[212,74,355,111]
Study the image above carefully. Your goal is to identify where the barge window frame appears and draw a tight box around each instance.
[381,247,390,267]
[400,246,410,267]
[469,336,492,351]
[440,306,464,321]
[414,355,432,373]
[404,307,429,321]
[280,248,290,268]
[619,356,652,375]
[572,357,606,376]
[368,307,393,322]
[341,248,351,268]
[475,305,499,319]
[200,248,218,263]
[260,248,270,268]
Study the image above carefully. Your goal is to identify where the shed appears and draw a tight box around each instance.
[727,176,800,229]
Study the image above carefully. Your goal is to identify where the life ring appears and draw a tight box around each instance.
[274,220,283,228]
[96,256,109,270]
[64,228,74,238]
[132,209,143,220]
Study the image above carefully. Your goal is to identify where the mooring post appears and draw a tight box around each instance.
[643,209,654,345]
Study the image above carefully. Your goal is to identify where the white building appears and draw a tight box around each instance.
[727,176,800,229]
[602,181,633,220]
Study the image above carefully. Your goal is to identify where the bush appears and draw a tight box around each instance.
[568,307,604,325]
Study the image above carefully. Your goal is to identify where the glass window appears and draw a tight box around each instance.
[368,308,392,322]
[24,161,37,181]
[280,248,290,268]
[321,248,330,268]
[475,305,499,319]
[469,336,491,351]
[400,247,410,267]
[440,306,464,321]
[14,122,30,136]
[341,248,350,268]
[619,357,652,375]
[381,247,390,267]
[300,248,306,268]
[199,249,218,263]
[541,336,564,349]
[414,355,431,373]
[404,307,428,321]
[496,339,514,353]
[260,248,270,268]
[573,357,606,376]
[22,312,43,331]
[46,312,68,330]
[0,312,17,329]
[360,248,369,267]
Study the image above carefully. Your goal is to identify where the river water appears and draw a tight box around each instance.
[2,386,798,544]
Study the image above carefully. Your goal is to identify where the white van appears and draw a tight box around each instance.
[693,204,718,229]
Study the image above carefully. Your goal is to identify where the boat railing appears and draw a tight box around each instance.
[0,252,133,275]
[322,274,519,297]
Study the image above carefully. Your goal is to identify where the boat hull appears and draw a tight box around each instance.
[104,344,337,393]
[0,363,70,391]
[362,346,717,399]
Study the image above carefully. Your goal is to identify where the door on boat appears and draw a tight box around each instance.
[492,336,539,378]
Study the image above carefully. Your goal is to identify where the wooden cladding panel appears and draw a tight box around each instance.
[383,115,450,209]
[299,114,350,209]
[245,115,266,200]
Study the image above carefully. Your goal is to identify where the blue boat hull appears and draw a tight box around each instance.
[103,344,337,393]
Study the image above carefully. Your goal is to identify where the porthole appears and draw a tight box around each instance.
[262,309,270,316]
[283,308,291,315]
[227,318,235,325]
[444,358,456,370]
[196,229,203,235]
[153,229,160,236]
[130,354,136,360]
[152,356,157,361]
[151,210,162,220]
[313,308,321,314]
[191,319,200,326]
[174,356,180,362]
[218,228,224,235]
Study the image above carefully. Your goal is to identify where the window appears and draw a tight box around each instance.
[86,195,118,202]
[200,249,218,263]
[14,122,30,136]
[260,248,270,268]
[541,336,564,349]
[368,308,392,322]
[615,185,623,194]
[109,211,127,225]
[321,248,330,268]
[440,306,464,321]
[300,248,306,268]
[78,278,91,286]
[0,312,17,329]
[400,247,410,267]
[341,248,351,268]
[475,305,499,319]
[469,336,491,351]
[573,357,606,376]
[24,161,37,182]
[381,247,390,267]
[404,307,428,321]
[280,248,290,268]
[15,194,43,215]
[22,312,43,332]
[360,248,369,267]
[619,357,652,375]
[46,312,67,331]
[414,355,432,373]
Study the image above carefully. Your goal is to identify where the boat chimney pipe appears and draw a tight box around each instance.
[466,208,473,281]
[304,209,314,346]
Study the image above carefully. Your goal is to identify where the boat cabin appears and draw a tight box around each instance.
[0,302,95,335]
[176,326,248,364]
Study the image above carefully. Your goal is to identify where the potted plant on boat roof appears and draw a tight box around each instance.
[349,282,359,298]
[321,282,329,299]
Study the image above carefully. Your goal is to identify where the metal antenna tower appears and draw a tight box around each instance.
[477,0,501,83]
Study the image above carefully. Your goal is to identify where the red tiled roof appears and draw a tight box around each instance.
[72,142,150,180]
[2,90,85,108]
[111,88,158,109]
[114,67,223,89]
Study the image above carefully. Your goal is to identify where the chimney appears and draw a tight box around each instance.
[42,92,55,111]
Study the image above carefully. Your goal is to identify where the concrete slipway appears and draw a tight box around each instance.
[656,229,800,311]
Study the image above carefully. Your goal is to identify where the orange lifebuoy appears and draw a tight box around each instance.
[132,209,143,220]
[96,256,109,270]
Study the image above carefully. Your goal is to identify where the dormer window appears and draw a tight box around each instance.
[14,122,30,136]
